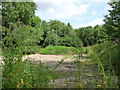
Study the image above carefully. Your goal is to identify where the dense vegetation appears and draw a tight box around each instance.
[1,0,120,88]
[40,46,80,55]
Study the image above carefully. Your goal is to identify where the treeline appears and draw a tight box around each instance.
[2,2,109,53]
[2,1,120,54]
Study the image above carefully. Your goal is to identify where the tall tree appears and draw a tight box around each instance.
[2,2,36,29]
[104,1,120,87]
[75,25,107,46]
[104,1,120,40]
[2,1,44,54]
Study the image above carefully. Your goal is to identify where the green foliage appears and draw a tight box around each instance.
[2,25,43,54]
[22,46,41,55]
[40,46,80,55]
[40,20,83,48]
[2,58,56,88]
[59,36,83,47]
[104,1,120,40]
[81,45,94,54]
[2,2,36,28]
[30,16,41,28]
[75,25,107,46]
[48,20,66,37]
[89,41,120,76]
[43,31,59,47]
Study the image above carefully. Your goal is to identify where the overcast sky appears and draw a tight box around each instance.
[33,0,111,29]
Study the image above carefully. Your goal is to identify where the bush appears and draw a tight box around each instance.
[40,46,80,55]
[90,41,120,75]
[2,57,57,88]
[59,36,83,48]
[21,46,41,55]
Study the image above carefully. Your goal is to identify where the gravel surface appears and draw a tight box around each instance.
[22,54,89,88]
[1,54,94,88]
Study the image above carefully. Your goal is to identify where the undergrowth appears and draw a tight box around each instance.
[40,46,80,55]
[2,57,57,88]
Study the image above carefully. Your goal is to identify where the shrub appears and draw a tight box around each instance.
[40,46,80,55]
[90,41,120,75]
[59,36,83,48]
[2,57,56,88]
[21,46,41,55]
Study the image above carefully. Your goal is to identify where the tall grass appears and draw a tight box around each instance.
[87,41,119,88]
[2,57,57,88]
[73,41,119,88]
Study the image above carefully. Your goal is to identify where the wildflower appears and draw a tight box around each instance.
[17,84,20,88]
[97,84,101,87]
[4,77,6,80]
[21,79,24,85]
[103,82,106,84]
[79,82,83,88]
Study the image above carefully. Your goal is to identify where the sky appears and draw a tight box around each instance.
[33,0,112,29]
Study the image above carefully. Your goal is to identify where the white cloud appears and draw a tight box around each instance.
[33,0,110,2]
[34,0,89,19]
[33,0,79,3]
[78,4,90,14]
[76,18,83,21]
[47,8,56,14]
[54,4,78,19]
[54,4,89,19]
[84,0,110,2]
[89,18,104,26]
[75,18,104,28]
[91,11,97,14]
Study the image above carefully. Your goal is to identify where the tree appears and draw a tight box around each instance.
[104,1,120,40]
[2,2,36,29]
[59,36,83,47]
[75,25,107,46]
[94,25,108,43]
[104,1,120,87]
[75,26,94,46]
[43,31,59,47]
[2,1,44,54]
[48,20,65,37]
[2,25,44,54]
[30,16,41,28]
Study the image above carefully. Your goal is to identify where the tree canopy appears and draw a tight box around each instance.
[104,1,120,41]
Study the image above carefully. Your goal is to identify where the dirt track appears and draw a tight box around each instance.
[22,54,76,69]
[22,54,87,70]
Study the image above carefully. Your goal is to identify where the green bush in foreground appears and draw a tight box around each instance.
[88,41,120,88]
[40,46,80,55]
[90,41,120,74]
[2,57,57,88]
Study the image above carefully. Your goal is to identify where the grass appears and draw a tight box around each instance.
[40,46,80,55]
[76,41,119,88]
[2,57,58,88]
[73,54,118,88]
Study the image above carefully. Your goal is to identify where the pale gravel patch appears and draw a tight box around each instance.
[22,54,76,69]
[22,54,87,62]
